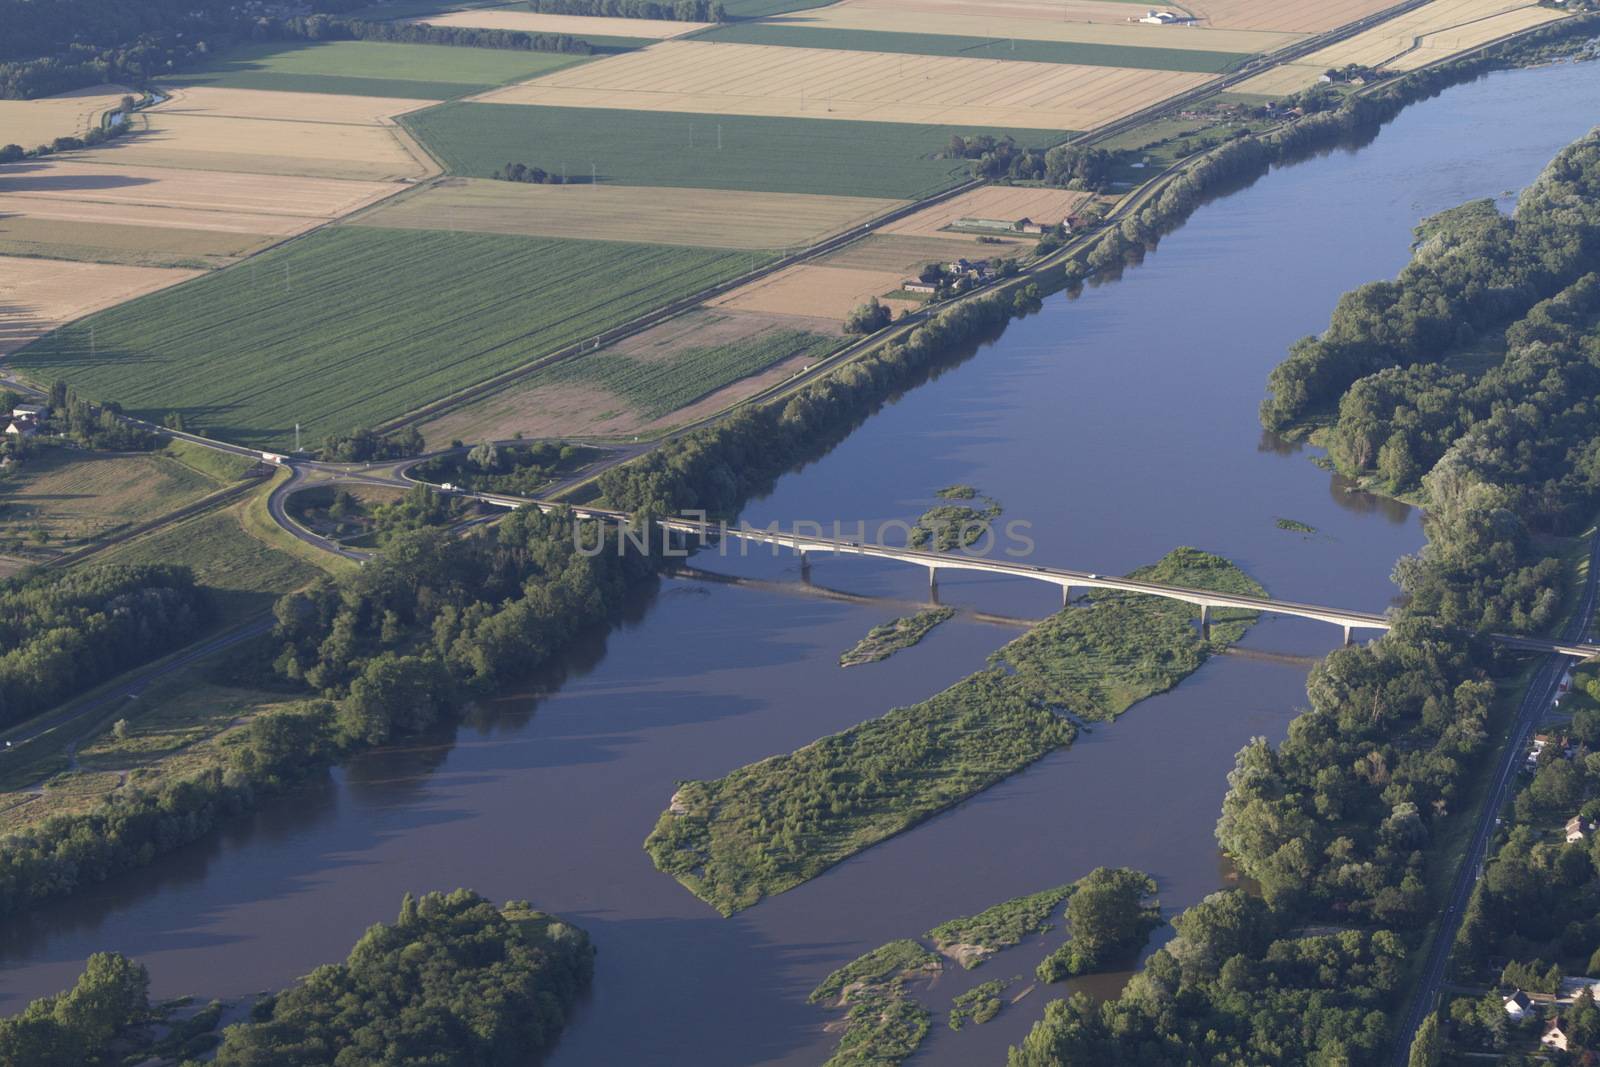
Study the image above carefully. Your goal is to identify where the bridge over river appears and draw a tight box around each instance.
[433,490,1600,661]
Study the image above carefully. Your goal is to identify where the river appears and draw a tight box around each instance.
[3,59,1599,1067]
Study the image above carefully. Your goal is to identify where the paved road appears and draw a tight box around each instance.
[1,615,274,756]
[1387,525,1600,1062]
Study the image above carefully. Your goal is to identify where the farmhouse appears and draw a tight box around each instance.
[902,279,938,295]
[11,404,45,419]
[1504,990,1532,1019]
[1139,9,1186,23]
[4,418,36,438]
[1543,1016,1571,1052]
[1566,815,1591,843]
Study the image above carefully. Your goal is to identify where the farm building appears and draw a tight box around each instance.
[902,279,938,294]
[1504,990,1531,1019]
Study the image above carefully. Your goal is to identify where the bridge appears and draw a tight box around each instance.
[479,498,1600,660]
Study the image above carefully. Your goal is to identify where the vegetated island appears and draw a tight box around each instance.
[644,547,1262,915]
[909,485,1003,551]
[0,889,593,1067]
[808,868,1159,1066]
[840,606,956,667]
[1275,517,1316,534]
[949,978,1017,1030]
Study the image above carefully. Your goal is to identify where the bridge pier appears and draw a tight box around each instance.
[1343,624,1352,646]
[798,551,811,583]
[927,566,940,604]
[1198,602,1210,639]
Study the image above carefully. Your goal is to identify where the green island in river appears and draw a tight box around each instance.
[644,547,1263,915]
[808,867,1159,1065]
[839,606,956,666]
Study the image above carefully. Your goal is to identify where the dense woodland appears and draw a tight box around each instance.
[212,890,593,1065]
[0,892,592,1066]
[0,564,208,730]
[1009,127,1600,1067]
[0,952,150,1067]
[1262,131,1600,435]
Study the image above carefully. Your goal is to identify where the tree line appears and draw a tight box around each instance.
[0,891,592,1066]
[528,0,726,21]
[273,13,593,54]
[947,134,1117,188]
[1261,131,1600,433]
[0,564,209,731]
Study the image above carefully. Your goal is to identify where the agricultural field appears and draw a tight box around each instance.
[720,0,839,14]
[8,228,770,449]
[1387,4,1567,69]
[0,255,202,356]
[0,84,131,152]
[405,102,1058,197]
[879,184,1100,240]
[348,177,904,250]
[1184,0,1408,32]
[412,8,709,37]
[470,40,1213,129]
[693,24,1254,73]
[709,261,919,319]
[774,1,1307,55]
[76,103,435,181]
[0,448,221,554]
[1232,0,1566,93]
[818,234,1010,274]
[515,322,841,419]
[419,307,840,441]
[156,39,585,100]
[149,85,435,125]
[0,159,399,267]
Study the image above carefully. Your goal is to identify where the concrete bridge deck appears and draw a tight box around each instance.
[442,490,1600,660]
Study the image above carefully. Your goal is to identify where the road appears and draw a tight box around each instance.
[1387,524,1600,1062]
[1,615,274,756]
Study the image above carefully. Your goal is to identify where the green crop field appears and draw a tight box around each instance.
[692,24,1253,73]
[156,40,587,99]
[405,103,1069,197]
[12,228,768,449]
[718,0,836,16]
[529,327,841,419]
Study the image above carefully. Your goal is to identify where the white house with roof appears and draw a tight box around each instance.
[1543,1016,1571,1051]
[1504,990,1532,1019]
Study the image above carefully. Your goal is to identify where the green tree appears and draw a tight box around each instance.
[1407,1012,1442,1067]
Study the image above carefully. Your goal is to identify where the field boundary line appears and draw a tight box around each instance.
[370,174,990,436]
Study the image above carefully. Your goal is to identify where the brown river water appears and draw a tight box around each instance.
[3,59,1600,1067]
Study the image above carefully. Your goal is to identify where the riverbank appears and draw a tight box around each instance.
[0,57,1595,1067]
